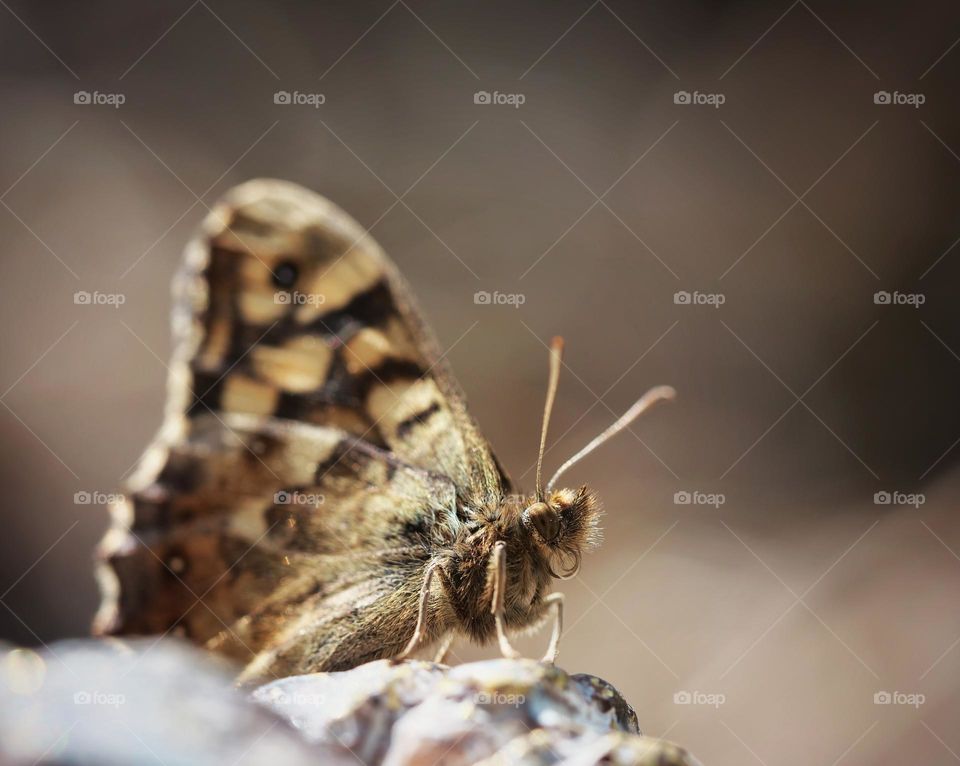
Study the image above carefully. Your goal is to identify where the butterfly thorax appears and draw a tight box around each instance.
[440,486,601,642]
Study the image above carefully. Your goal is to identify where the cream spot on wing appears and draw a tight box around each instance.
[222,376,278,416]
[367,378,470,484]
[238,292,287,324]
[305,405,370,434]
[366,378,437,430]
[281,441,341,486]
[343,328,393,376]
[380,317,420,360]
[366,377,457,451]
[252,335,333,393]
[228,500,270,540]
[199,316,231,370]
[355,456,390,487]
[294,249,382,323]
[208,199,307,258]
[236,256,288,325]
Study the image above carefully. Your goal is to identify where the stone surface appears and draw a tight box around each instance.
[254,657,701,765]
[0,640,701,765]
[0,639,349,765]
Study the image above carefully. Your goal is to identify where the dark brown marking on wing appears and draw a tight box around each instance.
[395,401,441,438]
[305,279,394,337]
[353,358,424,389]
[186,370,224,416]
[209,279,394,354]
[273,391,309,420]
[312,438,350,483]
[129,484,173,533]
[157,451,206,494]
[184,273,425,432]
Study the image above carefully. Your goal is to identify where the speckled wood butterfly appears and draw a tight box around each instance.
[93,180,673,684]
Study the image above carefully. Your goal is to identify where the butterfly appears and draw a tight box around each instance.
[93,179,674,685]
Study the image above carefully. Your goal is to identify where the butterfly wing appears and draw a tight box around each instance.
[95,412,452,678]
[96,180,508,674]
[174,178,508,503]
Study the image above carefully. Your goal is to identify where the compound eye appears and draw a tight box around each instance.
[272,260,299,290]
[525,501,561,543]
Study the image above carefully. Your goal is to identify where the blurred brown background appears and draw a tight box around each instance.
[2,1,959,763]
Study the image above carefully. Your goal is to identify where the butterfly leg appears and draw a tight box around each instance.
[491,541,521,659]
[540,592,564,663]
[395,559,451,662]
[432,632,455,663]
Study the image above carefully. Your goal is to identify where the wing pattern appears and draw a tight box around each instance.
[95,181,507,677]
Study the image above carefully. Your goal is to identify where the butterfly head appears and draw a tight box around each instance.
[520,486,601,578]
[517,336,674,579]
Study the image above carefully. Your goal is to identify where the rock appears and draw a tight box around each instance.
[254,658,701,765]
[252,658,448,762]
[0,639,350,765]
[0,640,700,765]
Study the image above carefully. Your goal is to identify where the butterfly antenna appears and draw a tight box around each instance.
[536,336,565,501]
[546,385,675,492]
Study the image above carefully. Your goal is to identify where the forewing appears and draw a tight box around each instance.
[172,178,508,504]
